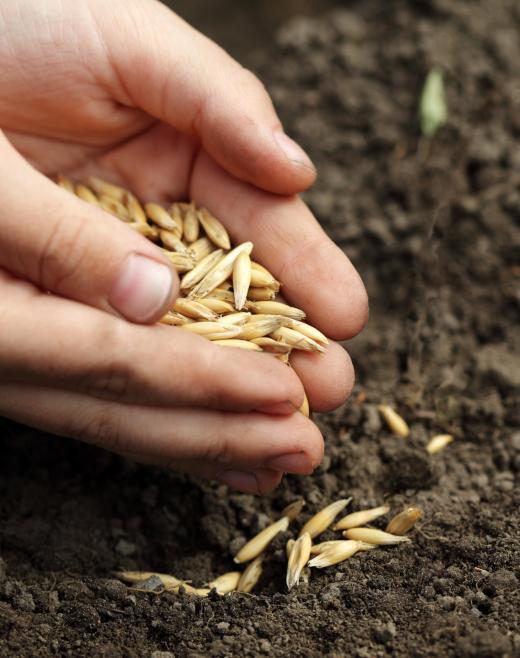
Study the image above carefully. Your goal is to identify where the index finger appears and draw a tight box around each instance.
[189,152,368,341]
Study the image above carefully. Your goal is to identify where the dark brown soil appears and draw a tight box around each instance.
[1,1,519,656]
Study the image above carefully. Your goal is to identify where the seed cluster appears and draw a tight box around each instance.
[57,175,330,415]
[114,498,422,596]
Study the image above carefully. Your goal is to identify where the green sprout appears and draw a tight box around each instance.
[419,68,448,137]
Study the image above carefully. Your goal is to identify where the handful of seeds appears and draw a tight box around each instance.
[114,498,423,596]
[57,175,330,415]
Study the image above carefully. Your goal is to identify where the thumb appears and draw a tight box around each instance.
[101,0,316,195]
[0,133,178,322]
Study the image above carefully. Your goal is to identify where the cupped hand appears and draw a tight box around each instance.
[0,0,368,493]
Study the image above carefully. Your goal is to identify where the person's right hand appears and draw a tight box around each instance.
[0,0,368,494]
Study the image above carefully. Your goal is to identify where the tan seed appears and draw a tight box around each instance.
[309,540,347,555]
[207,571,241,595]
[377,405,410,438]
[99,194,131,220]
[234,516,289,564]
[333,505,390,531]
[271,327,326,353]
[246,287,277,302]
[286,532,312,590]
[88,176,127,201]
[57,174,75,193]
[299,498,352,539]
[308,541,375,568]
[213,339,262,351]
[343,528,412,545]
[250,337,292,354]
[160,230,192,254]
[168,203,184,238]
[161,250,195,273]
[250,263,279,288]
[239,317,283,341]
[207,288,235,304]
[197,207,231,249]
[181,249,224,291]
[300,391,310,417]
[282,319,328,345]
[124,193,148,224]
[385,506,423,535]
[281,499,306,521]
[183,204,200,242]
[114,571,183,589]
[237,556,263,593]
[217,312,251,325]
[247,301,306,320]
[286,539,295,560]
[174,298,218,321]
[75,184,99,206]
[426,434,454,455]
[159,311,193,326]
[145,203,178,231]
[197,298,236,314]
[188,242,253,299]
[190,237,215,261]
[181,322,241,341]
[233,251,251,310]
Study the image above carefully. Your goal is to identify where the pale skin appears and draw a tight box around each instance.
[0,0,368,494]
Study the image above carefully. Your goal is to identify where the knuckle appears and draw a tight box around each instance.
[37,211,89,292]
[73,403,124,453]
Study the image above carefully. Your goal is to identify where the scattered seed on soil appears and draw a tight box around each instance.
[237,556,263,593]
[386,506,423,535]
[344,528,412,545]
[286,532,312,590]
[308,540,375,568]
[207,572,241,595]
[377,405,410,437]
[234,516,290,564]
[281,499,306,521]
[299,498,352,539]
[426,434,454,454]
[333,505,390,530]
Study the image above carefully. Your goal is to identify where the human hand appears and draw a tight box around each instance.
[0,0,368,493]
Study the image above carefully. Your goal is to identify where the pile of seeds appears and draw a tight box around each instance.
[114,498,422,596]
[57,175,330,416]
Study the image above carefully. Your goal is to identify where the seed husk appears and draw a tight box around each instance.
[190,237,215,261]
[239,317,283,340]
[159,311,193,326]
[281,319,328,345]
[145,203,178,231]
[248,301,306,320]
[181,322,241,341]
[197,207,231,249]
[343,528,412,545]
[308,541,375,568]
[250,337,292,354]
[197,298,236,314]
[99,194,131,220]
[246,287,277,301]
[188,242,253,299]
[385,506,423,535]
[333,505,390,531]
[286,532,312,590]
[237,556,263,593]
[286,539,295,560]
[275,353,290,364]
[377,405,410,438]
[233,251,251,310]
[183,204,200,243]
[57,174,75,193]
[114,571,183,589]
[124,193,147,224]
[309,540,346,555]
[299,498,352,539]
[75,184,99,206]
[250,267,279,289]
[207,571,241,595]
[426,434,454,455]
[130,222,159,240]
[271,327,326,353]
[213,339,263,351]
[234,516,289,564]
[181,249,224,290]
[168,203,184,238]
[161,250,196,273]
[88,176,127,201]
[281,499,306,521]
[218,311,251,325]
[160,230,192,254]
[174,298,218,321]
[299,391,310,417]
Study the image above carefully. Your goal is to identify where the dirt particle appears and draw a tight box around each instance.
[455,630,513,658]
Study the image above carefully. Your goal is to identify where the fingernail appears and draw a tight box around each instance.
[274,131,315,171]
[109,254,173,322]
[218,470,259,494]
[264,452,313,474]
[255,401,296,415]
